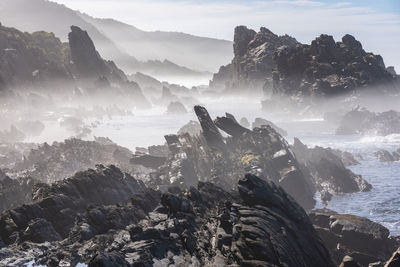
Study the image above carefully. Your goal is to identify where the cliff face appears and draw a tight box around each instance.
[0,23,73,90]
[272,34,398,98]
[210,26,298,92]
[68,26,127,83]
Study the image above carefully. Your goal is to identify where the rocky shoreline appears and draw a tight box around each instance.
[0,106,398,267]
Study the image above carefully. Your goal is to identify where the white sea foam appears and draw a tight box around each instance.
[360,134,400,144]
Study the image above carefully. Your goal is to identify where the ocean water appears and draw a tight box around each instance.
[29,96,400,236]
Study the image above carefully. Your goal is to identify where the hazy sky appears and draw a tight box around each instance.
[52,0,400,69]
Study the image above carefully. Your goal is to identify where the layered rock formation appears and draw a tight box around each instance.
[292,138,371,203]
[211,25,399,105]
[310,209,399,266]
[11,138,136,183]
[272,34,399,99]
[210,26,298,92]
[336,107,400,135]
[152,106,316,210]
[68,25,127,83]
[0,170,35,211]
[374,149,400,162]
[0,166,335,267]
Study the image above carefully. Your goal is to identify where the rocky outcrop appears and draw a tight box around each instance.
[0,170,35,211]
[292,138,371,203]
[177,120,202,136]
[310,209,399,266]
[272,34,399,99]
[336,107,400,136]
[0,170,335,266]
[154,106,316,211]
[0,165,146,246]
[166,101,187,114]
[68,25,126,83]
[0,24,73,90]
[252,117,287,136]
[12,138,136,183]
[374,149,400,162]
[210,26,298,92]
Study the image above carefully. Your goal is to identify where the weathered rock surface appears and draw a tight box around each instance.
[272,34,399,99]
[0,165,146,246]
[12,138,136,183]
[375,150,400,162]
[155,106,316,211]
[336,107,400,136]
[310,209,399,266]
[68,25,126,83]
[292,138,371,202]
[210,26,298,92]
[0,170,35,211]
[0,171,335,266]
[252,117,287,136]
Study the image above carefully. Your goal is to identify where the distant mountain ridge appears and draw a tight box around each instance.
[0,0,232,77]
[79,13,232,72]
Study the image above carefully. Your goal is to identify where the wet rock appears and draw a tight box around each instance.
[252,117,287,136]
[166,101,187,114]
[194,105,226,152]
[292,138,371,201]
[309,209,399,266]
[331,149,361,166]
[375,150,399,162]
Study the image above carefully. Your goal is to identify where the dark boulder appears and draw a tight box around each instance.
[292,138,371,202]
[375,150,399,162]
[194,105,226,152]
[88,252,130,267]
[309,209,399,266]
[272,33,398,99]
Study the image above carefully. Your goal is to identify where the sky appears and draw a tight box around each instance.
[52,0,400,70]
